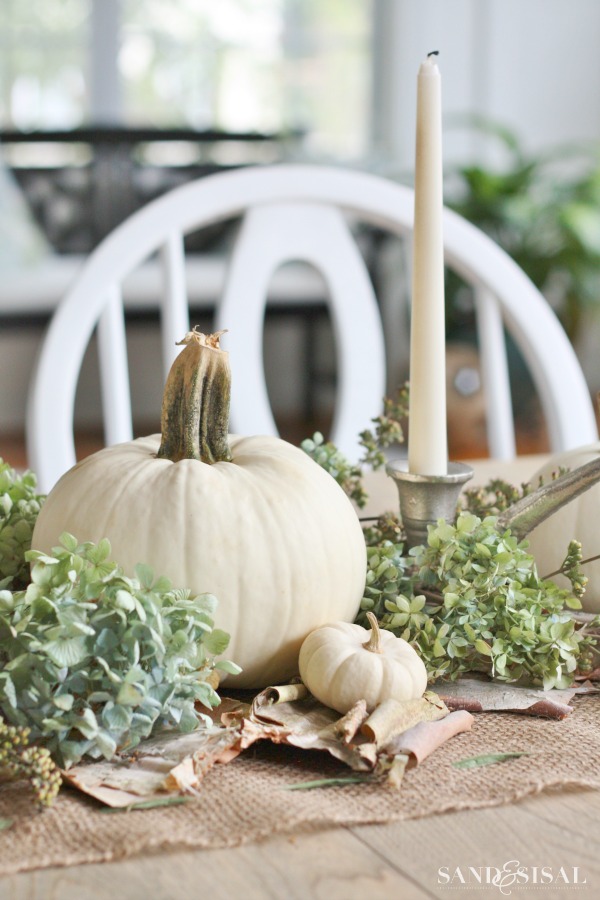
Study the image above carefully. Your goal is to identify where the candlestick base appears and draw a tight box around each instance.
[386,460,474,549]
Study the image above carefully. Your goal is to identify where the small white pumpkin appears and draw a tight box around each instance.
[298,612,428,713]
[32,330,367,688]
[527,443,600,613]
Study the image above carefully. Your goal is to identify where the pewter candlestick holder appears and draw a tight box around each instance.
[386,460,474,548]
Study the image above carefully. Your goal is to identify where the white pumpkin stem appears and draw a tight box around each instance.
[363,611,383,654]
[157,328,232,464]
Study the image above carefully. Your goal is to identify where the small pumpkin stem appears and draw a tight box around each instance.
[363,612,382,654]
[157,328,232,464]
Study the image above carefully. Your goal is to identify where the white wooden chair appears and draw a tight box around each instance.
[26,164,597,492]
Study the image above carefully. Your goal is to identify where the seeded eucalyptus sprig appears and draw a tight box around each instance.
[358,383,409,470]
[362,512,404,546]
[460,468,571,519]
[301,385,409,508]
[0,534,241,768]
[461,478,534,517]
[301,433,367,507]
[551,540,589,598]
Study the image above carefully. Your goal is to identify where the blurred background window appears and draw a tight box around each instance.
[0,0,90,131]
[0,0,372,161]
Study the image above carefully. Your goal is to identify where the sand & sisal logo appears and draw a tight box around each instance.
[437,860,587,894]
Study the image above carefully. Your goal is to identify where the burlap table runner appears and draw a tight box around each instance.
[1,696,599,876]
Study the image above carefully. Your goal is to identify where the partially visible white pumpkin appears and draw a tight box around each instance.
[527,443,600,612]
[32,330,367,688]
[298,612,428,713]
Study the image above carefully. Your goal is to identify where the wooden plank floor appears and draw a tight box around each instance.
[1,787,598,899]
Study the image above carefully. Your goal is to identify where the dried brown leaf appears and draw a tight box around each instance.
[384,709,474,764]
[360,692,448,745]
[435,678,582,718]
[63,686,467,808]
[333,700,369,744]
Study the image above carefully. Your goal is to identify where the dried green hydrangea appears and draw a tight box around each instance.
[0,459,45,590]
[0,534,240,768]
[358,513,598,690]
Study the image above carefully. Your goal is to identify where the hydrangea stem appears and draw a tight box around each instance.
[157,329,232,464]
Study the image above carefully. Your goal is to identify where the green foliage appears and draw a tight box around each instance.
[445,118,600,341]
[461,469,569,518]
[0,460,45,591]
[452,752,529,769]
[0,534,241,768]
[461,478,534,517]
[301,432,367,507]
[358,513,598,690]
[0,717,61,807]
[301,384,409,508]
[303,405,599,689]
[362,512,404,547]
[357,384,409,470]
[556,540,588,598]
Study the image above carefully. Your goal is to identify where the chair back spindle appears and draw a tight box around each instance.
[159,232,190,378]
[97,284,133,448]
[474,286,516,460]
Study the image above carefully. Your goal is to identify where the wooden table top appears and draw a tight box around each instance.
[3,453,599,900]
[3,789,598,899]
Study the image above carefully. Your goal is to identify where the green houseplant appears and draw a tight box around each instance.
[445,116,600,343]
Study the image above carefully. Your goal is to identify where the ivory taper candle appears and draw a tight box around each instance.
[407,52,448,475]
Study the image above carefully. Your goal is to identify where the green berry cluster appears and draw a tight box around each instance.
[361,512,403,546]
[0,718,61,807]
[555,539,588,598]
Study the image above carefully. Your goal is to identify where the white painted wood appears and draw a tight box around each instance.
[217,203,386,460]
[159,234,190,378]
[474,286,516,460]
[0,255,327,315]
[26,165,597,492]
[96,284,133,447]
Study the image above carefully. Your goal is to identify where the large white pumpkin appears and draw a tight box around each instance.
[32,331,367,687]
[527,443,600,612]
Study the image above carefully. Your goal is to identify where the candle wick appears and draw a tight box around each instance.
[427,50,440,57]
